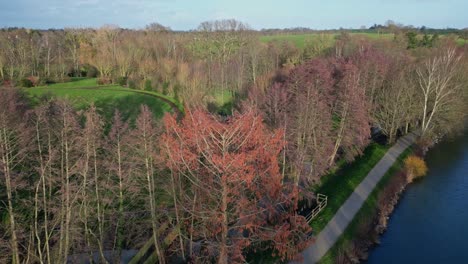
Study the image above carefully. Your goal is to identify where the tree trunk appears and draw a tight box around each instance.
[218,177,228,264]
[1,127,20,264]
[170,170,185,260]
[143,134,165,264]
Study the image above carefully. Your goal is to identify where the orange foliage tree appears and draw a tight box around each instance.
[162,108,311,263]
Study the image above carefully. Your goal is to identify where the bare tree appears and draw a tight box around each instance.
[106,111,130,250]
[374,59,418,143]
[55,100,81,263]
[416,48,463,135]
[196,19,250,93]
[0,89,28,264]
[329,59,370,165]
[129,106,165,264]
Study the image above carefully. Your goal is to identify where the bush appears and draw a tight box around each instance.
[81,64,98,78]
[27,76,40,87]
[127,79,137,89]
[19,78,34,88]
[44,78,56,85]
[97,77,112,85]
[116,76,128,86]
[1,79,13,87]
[37,77,56,86]
[60,76,72,83]
[404,155,428,182]
[144,79,153,91]
[173,84,180,101]
[162,81,170,95]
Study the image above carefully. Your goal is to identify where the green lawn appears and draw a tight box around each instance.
[260,33,333,49]
[310,143,390,233]
[318,147,413,264]
[27,78,175,121]
[37,77,99,88]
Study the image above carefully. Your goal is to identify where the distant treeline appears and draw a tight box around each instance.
[2,23,467,36]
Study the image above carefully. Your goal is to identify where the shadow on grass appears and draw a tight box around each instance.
[94,93,173,125]
[70,77,88,82]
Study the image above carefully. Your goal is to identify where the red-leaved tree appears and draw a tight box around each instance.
[162,109,311,264]
[329,59,370,165]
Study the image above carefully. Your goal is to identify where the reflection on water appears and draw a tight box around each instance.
[367,131,468,264]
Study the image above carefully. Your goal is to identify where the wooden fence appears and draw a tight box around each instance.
[305,193,328,223]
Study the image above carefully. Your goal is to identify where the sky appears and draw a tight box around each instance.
[0,0,467,30]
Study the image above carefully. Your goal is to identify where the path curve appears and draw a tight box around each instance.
[293,133,417,263]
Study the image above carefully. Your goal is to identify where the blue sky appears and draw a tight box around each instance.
[0,0,467,30]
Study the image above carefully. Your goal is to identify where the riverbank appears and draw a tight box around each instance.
[318,146,414,263]
[295,133,416,263]
[367,130,468,263]
[317,134,436,263]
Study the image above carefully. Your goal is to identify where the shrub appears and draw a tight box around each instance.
[116,76,128,86]
[97,77,112,85]
[27,76,40,87]
[404,155,428,182]
[37,77,56,86]
[86,65,98,78]
[162,81,170,95]
[1,79,13,87]
[144,79,152,91]
[19,78,34,88]
[173,84,180,101]
[127,79,137,89]
[60,76,72,83]
[44,78,56,85]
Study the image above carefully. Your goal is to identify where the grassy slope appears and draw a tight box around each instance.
[318,147,413,264]
[27,78,175,121]
[310,143,390,233]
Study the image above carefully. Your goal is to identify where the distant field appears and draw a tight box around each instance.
[456,38,468,45]
[259,33,394,48]
[260,32,467,48]
[28,78,174,121]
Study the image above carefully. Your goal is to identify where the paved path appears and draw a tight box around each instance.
[293,133,417,264]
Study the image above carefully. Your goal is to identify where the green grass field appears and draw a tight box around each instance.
[260,32,467,49]
[310,143,390,233]
[37,77,99,88]
[318,147,413,264]
[259,33,394,49]
[28,78,175,121]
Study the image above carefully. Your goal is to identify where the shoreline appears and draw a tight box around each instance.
[319,136,442,263]
[318,144,417,263]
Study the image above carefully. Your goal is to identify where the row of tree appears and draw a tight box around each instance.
[251,42,467,184]
[0,90,311,263]
[0,22,301,108]
[3,21,463,109]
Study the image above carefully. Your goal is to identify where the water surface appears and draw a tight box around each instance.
[367,131,468,263]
